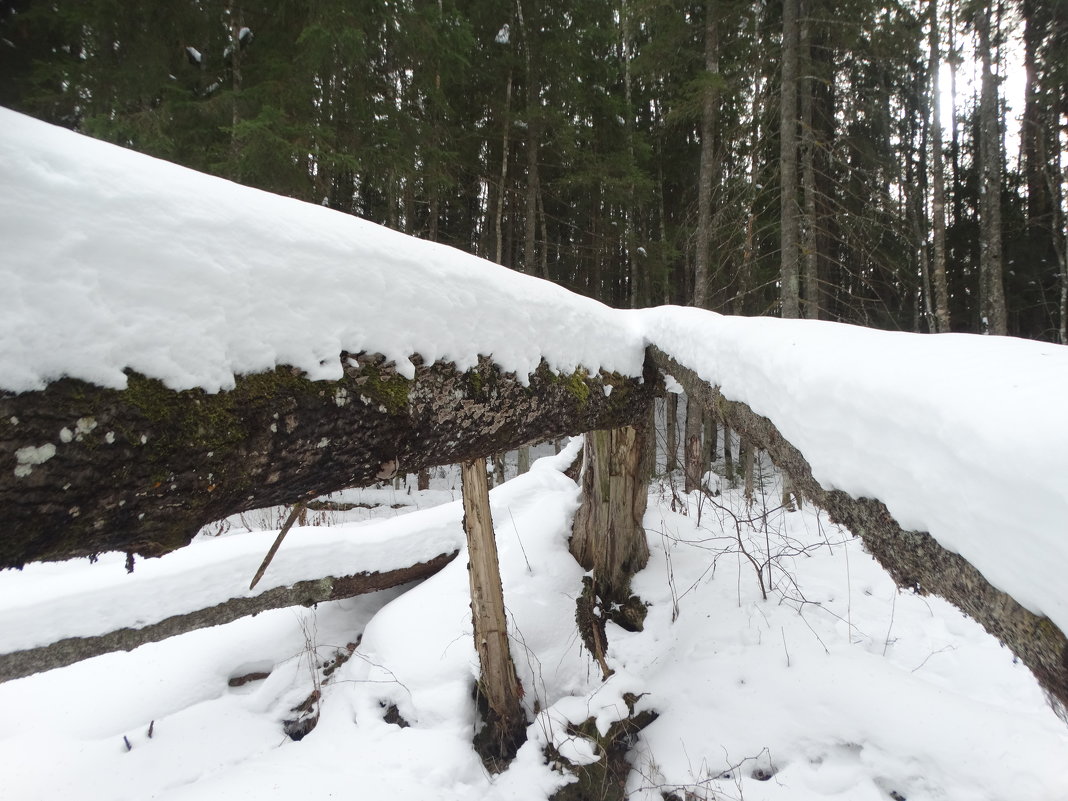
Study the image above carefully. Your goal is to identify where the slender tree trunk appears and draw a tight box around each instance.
[229,3,244,175]
[722,424,733,484]
[741,439,755,507]
[684,396,703,492]
[694,0,720,310]
[930,0,952,333]
[800,2,819,320]
[949,0,963,230]
[461,458,525,765]
[665,394,678,473]
[976,0,1008,335]
[495,71,513,267]
[779,0,801,319]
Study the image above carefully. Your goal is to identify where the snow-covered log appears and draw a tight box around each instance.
[650,346,1068,711]
[0,550,457,682]
[0,353,656,568]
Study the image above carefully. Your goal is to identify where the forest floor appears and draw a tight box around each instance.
[0,440,1065,801]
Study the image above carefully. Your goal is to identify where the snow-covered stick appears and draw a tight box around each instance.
[0,550,458,682]
[650,346,1068,712]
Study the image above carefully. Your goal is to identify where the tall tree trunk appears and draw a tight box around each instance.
[779,0,801,319]
[495,71,513,267]
[462,457,526,765]
[229,3,244,175]
[929,0,952,333]
[800,2,819,319]
[694,0,720,310]
[976,0,1008,334]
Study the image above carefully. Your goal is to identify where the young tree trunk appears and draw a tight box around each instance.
[684,396,703,492]
[779,0,801,319]
[722,424,733,485]
[228,3,244,175]
[800,3,819,320]
[516,445,530,475]
[929,0,952,332]
[976,1,1008,335]
[461,457,526,765]
[701,414,716,474]
[693,0,720,310]
[665,394,678,473]
[495,70,513,268]
[741,438,755,507]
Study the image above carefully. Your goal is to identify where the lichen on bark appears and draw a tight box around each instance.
[0,351,656,567]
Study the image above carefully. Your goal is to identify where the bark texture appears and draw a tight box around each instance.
[1,352,656,567]
[570,426,651,604]
[462,458,525,765]
[650,346,1068,711]
[0,550,457,682]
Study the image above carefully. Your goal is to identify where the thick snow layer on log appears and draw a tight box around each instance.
[638,306,1068,636]
[0,108,645,393]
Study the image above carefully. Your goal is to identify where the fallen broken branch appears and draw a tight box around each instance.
[0,550,457,682]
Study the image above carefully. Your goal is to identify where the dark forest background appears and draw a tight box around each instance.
[2,0,1065,341]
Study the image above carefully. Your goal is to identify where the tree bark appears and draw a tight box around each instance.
[779,0,801,319]
[683,395,703,492]
[0,550,457,682]
[693,0,720,310]
[664,394,678,473]
[649,345,1068,712]
[0,353,656,568]
[976,1,1008,335]
[929,0,952,333]
[570,426,650,604]
[800,2,819,320]
[462,457,525,765]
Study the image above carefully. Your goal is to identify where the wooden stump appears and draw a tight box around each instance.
[461,458,525,767]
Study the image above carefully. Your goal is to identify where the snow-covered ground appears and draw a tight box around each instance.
[0,444,1065,800]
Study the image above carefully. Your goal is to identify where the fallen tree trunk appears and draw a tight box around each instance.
[0,549,457,682]
[650,346,1068,712]
[0,352,656,567]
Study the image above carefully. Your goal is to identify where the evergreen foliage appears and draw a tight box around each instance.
[2,0,1065,340]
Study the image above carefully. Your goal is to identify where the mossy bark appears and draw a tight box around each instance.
[548,692,658,801]
[650,345,1068,712]
[0,352,656,567]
